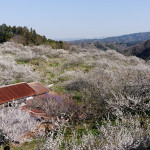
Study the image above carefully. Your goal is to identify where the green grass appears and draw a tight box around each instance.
[16,60,29,64]
[1,139,45,150]
[72,91,83,102]
[55,85,66,93]
[49,62,59,67]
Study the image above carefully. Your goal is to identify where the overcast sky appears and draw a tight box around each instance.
[0,0,150,40]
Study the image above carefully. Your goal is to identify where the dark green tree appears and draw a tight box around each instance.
[0,24,70,49]
[0,24,13,42]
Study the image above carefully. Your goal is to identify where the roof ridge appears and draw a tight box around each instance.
[0,82,26,89]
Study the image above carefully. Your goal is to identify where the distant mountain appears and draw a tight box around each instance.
[100,32,150,43]
[70,40,141,52]
[79,38,150,60]
[70,32,150,60]
[70,32,150,44]
[124,39,150,60]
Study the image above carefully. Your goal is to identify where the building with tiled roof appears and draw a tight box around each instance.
[0,82,49,108]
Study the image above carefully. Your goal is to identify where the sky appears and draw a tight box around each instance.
[0,0,150,40]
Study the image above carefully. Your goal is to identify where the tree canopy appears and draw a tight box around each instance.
[0,24,70,50]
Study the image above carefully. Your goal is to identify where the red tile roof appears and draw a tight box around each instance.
[0,82,37,104]
[28,82,49,95]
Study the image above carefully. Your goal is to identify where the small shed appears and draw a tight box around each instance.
[0,82,37,107]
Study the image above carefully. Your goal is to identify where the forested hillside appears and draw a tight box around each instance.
[124,39,150,59]
[0,24,69,49]
[70,32,150,60]
[71,32,150,44]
